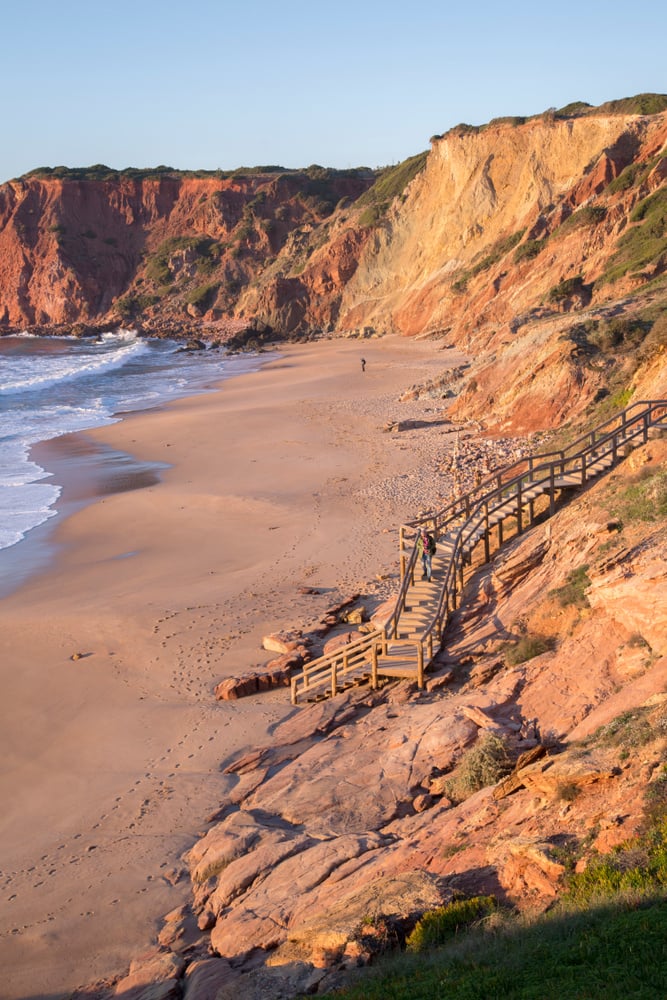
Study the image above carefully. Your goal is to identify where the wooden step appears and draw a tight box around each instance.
[376,660,420,678]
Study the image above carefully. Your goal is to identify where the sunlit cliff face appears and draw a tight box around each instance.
[1,112,665,433]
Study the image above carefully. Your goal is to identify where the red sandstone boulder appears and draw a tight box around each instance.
[262,630,309,654]
[182,957,241,1000]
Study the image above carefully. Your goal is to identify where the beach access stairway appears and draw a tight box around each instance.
[290,400,667,705]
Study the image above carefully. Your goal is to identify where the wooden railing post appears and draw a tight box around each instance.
[417,642,424,689]
[287,402,667,708]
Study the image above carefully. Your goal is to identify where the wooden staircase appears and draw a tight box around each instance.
[290,399,667,705]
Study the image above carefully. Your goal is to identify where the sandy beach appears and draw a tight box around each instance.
[0,335,465,998]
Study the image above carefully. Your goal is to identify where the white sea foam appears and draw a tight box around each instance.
[0,333,260,557]
[0,484,61,550]
[0,337,148,394]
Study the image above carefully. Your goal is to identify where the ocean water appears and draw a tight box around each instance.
[0,330,263,556]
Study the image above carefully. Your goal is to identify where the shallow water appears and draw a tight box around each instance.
[0,330,266,593]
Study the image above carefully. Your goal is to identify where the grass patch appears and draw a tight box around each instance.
[605,155,662,195]
[452,231,526,292]
[611,469,667,523]
[564,813,667,906]
[405,896,496,952]
[504,633,554,666]
[549,564,591,608]
[356,151,428,226]
[326,898,667,999]
[597,187,667,286]
[324,719,667,1000]
[592,706,662,753]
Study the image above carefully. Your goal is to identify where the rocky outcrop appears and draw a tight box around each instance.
[107,440,667,998]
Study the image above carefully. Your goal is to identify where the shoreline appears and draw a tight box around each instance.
[0,335,467,998]
[0,340,273,600]
[0,432,169,600]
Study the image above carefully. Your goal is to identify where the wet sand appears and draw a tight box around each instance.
[0,336,463,998]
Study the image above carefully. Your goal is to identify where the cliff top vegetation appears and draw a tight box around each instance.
[19,162,377,184]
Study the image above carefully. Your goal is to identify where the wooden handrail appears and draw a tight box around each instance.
[290,401,667,704]
[416,399,667,655]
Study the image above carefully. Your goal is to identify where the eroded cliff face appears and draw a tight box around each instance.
[1,108,666,434]
[0,168,375,330]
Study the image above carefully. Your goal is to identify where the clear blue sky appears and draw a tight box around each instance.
[1,0,665,183]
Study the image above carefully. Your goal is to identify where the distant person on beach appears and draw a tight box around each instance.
[361,357,366,372]
[417,527,435,581]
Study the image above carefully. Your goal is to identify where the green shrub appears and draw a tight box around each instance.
[630,187,667,224]
[447,733,512,801]
[548,274,585,302]
[598,93,667,116]
[549,565,591,608]
[557,782,581,803]
[513,237,548,262]
[406,896,496,952]
[638,309,667,361]
[504,633,554,666]
[556,100,593,117]
[146,235,219,285]
[450,232,526,290]
[588,315,651,352]
[115,293,159,317]
[559,205,607,231]
[185,283,219,309]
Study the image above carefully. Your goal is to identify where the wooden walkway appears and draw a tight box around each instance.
[290,399,667,705]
